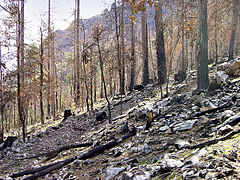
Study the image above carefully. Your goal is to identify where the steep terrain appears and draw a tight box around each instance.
[1,57,240,179]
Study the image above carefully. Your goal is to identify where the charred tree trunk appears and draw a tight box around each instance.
[120,0,125,95]
[94,28,112,124]
[0,42,4,141]
[129,11,136,92]
[228,0,239,60]
[142,5,149,85]
[75,0,81,104]
[155,0,166,85]
[114,0,122,95]
[40,27,44,124]
[197,0,209,90]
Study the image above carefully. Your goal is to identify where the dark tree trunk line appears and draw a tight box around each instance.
[142,5,149,86]
[197,0,209,90]
[129,10,136,92]
[155,0,166,86]
[228,0,239,60]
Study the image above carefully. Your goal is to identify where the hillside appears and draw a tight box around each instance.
[1,56,240,179]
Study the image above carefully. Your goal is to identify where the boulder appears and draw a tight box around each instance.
[208,78,221,91]
[134,84,144,91]
[96,111,107,121]
[226,60,240,75]
[2,136,18,149]
[216,71,229,83]
[217,61,230,71]
[175,140,190,149]
[143,143,152,154]
[63,110,72,120]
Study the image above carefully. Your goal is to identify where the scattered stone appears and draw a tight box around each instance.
[189,148,207,165]
[220,110,235,122]
[96,111,107,121]
[12,147,20,153]
[218,125,234,135]
[105,166,126,180]
[2,136,18,149]
[208,78,221,91]
[143,143,152,154]
[175,140,190,149]
[173,120,197,132]
[161,158,184,169]
[216,71,229,83]
[159,126,169,132]
[226,60,240,75]
[120,121,129,134]
[134,84,144,91]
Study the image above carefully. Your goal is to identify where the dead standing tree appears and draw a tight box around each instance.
[92,24,112,124]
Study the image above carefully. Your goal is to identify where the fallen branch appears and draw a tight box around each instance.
[79,130,136,160]
[10,158,75,178]
[183,129,240,149]
[192,102,231,118]
[11,130,136,179]
[213,113,240,132]
[21,142,93,160]
[112,96,132,107]
[23,157,77,180]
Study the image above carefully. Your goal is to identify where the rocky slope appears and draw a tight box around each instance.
[1,57,240,179]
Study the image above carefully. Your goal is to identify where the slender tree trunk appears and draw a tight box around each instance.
[129,12,136,91]
[114,0,122,94]
[214,0,218,64]
[82,26,90,111]
[16,0,25,142]
[197,0,209,90]
[142,6,149,85]
[40,27,44,124]
[181,0,187,77]
[90,57,94,110]
[47,0,51,117]
[155,0,166,86]
[228,0,239,60]
[96,35,111,124]
[0,42,4,142]
[120,0,125,94]
[75,0,81,104]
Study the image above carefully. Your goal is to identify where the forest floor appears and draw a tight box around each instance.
[1,56,240,180]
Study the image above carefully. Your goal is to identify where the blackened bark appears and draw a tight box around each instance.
[155,0,166,85]
[197,0,209,90]
[228,0,239,60]
[142,7,149,85]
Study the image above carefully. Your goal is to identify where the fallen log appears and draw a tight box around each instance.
[21,142,93,160]
[183,129,240,150]
[192,102,231,118]
[11,130,136,179]
[10,159,73,178]
[23,157,77,180]
[79,130,136,160]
